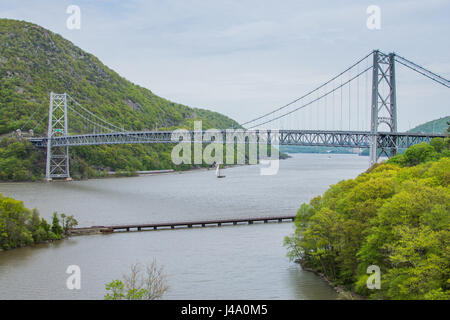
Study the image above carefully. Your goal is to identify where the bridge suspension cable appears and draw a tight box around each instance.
[20,103,45,132]
[66,95,167,144]
[240,51,450,131]
[394,54,450,88]
[240,51,374,128]
[245,63,372,129]
[66,94,126,133]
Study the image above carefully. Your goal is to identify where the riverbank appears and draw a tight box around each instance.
[0,162,262,183]
[0,164,234,183]
[295,259,365,300]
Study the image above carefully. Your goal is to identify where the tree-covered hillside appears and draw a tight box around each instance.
[0,19,238,133]
[408,116,450,134]
[0,19,241,180]
[285,137,450,300]
[358,116,450,157]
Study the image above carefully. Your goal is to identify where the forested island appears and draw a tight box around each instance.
[285,137,450,299]
[0,193,77,250]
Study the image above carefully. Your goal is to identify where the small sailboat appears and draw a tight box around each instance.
[216,163,225,178]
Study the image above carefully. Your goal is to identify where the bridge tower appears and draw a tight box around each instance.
[45,92,71,181]
[370,50,397,165]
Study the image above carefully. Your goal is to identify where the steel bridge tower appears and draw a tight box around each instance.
[370,50,397,165]
[45,92,71,181]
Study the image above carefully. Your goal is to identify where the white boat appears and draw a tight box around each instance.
[216,163,225,178]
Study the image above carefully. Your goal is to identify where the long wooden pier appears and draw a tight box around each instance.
[72,215,296,234]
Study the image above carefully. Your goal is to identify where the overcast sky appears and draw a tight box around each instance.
[1,0,449,131]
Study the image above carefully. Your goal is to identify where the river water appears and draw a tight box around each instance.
[0,153,368,299]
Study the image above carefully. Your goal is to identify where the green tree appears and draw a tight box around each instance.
[430,137,445,153]
[60,213,78,236]
[51,212,64,238]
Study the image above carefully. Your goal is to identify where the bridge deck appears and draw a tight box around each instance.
[73,215,296,233]
[28,130,445,149]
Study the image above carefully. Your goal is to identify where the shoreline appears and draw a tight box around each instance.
[0,162,259,184]
[0,153,370,184]
[295,259,365,300]
[0,165,225,184]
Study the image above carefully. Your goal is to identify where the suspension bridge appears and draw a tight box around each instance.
[24,50,449,180]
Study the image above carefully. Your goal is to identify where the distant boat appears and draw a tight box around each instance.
[216,163,225,178]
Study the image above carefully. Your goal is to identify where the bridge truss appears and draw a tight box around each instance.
[30,129,442,150]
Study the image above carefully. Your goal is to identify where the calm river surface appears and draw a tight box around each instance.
[0,153,368,299]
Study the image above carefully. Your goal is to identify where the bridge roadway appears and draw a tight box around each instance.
[72,215,296,234]
[28,129,445,149]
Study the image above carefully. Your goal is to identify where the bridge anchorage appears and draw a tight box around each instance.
[27,50,448,180]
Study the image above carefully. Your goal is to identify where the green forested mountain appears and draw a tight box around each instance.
[408,116,450,134]
[0,19,240,180]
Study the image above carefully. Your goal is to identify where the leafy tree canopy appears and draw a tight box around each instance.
[285,138,450,300]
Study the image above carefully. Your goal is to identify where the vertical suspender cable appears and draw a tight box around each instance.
[357,63,360,131]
